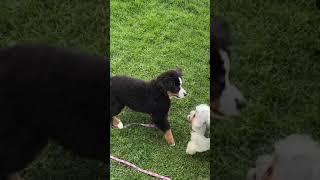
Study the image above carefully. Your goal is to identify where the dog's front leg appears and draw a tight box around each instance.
[111,116,123,129]
[7,173,23,180]
[152,113,175,146]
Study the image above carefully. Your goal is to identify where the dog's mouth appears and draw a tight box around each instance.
[211,109,226,119]
[211,101,226,118]
[168,92,181,99]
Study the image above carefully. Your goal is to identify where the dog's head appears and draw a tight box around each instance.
[187,104,210,136]
[247,134,320,180]
[211,17,247,117]
[155,68,187,99]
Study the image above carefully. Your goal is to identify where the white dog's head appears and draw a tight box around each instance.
[247,134,320,180]
[187,104,210,136]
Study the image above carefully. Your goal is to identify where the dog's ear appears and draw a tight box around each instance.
[253,155,275,180]
[263,166,274,180]
[174,68,182,76]
[155,76,169,94]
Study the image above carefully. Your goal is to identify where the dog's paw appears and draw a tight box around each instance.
[186,148,196,155]
[164,129,175,146]
[186,141,197,155]
[7,173,23,180]
[112,116,124,129]
[117,121,124,129]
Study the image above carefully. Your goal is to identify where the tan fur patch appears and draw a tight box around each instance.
[7,173,23,180]
[112,116,122,128]
[167,91,178,99]
[164,129,175,146]
[212,100,223,115]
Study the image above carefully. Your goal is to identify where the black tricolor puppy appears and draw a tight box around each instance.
[110,69,187,146]
[211,17,247,118]
[0,43,107,180]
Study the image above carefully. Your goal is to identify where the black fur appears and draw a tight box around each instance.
[110,69,182,132]
[0,43,107,178]
[211,17,231,103]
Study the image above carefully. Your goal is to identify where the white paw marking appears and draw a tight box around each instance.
[117,121,123,129]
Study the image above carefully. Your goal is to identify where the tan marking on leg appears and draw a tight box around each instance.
[112,116,123,129]
[164,129,175,146]
[7,173,23,180]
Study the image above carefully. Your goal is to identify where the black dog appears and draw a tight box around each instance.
[110,69,187,146]
[0,43,107,180]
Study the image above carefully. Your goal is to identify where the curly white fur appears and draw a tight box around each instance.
[186,104,210,155]
[247,134,320,180]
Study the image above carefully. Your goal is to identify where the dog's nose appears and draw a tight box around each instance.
[184,92,187,97]
[235,98,247,110]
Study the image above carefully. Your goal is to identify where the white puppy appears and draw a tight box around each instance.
[186,104,210,155]
[247,134,320,180]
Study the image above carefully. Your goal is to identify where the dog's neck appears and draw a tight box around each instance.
[150,80,171,99]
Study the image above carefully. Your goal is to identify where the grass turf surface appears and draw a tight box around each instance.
[212,1,320,179]
[110,0,210,179]
[0,0,106,179]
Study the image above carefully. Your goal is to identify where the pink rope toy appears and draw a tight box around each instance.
[111,123,172,180]
[110,155,171,180]
[123,123,156,128]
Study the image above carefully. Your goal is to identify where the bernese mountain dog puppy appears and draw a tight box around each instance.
[0,43,106,180]
[211,17,247,118]
[110,69,187,146]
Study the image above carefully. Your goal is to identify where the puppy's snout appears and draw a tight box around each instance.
[235,98,247,111]
[183,92,187,97]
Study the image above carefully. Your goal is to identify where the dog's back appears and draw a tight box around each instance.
[0,43,106,177]
[110,76,163,114]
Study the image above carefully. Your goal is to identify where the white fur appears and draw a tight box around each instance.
[186,104,210,155]
[247,134,320,180]
[177,77,187,99]
[218,49,247,116]
[186,132,210,155]
[117,121,123,129]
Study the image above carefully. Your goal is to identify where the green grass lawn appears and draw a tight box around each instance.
[110,0,210,179]
[212,1,320,179]
[0,0,106,179]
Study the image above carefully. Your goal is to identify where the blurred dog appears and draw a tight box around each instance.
[0,43,106,180]
[211,17,247,118]
[186,104,210,155]
[247,134,320,180]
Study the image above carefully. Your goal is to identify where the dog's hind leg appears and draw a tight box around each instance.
[0,127,47,180]
[186,133,210,155]
[6,173,23,180]
[110,98,125,129]
[112,116,123,129]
